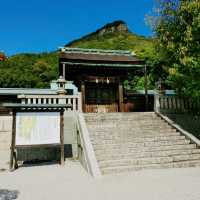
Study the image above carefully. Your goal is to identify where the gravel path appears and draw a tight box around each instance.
[1,160,200,200]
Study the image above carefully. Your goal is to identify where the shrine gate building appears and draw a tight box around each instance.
[59,47,147,112]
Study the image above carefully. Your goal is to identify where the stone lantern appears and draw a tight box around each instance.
[56,76,67,95]
[156,78,165,95]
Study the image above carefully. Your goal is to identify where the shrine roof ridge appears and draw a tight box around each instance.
[59,47,136,56]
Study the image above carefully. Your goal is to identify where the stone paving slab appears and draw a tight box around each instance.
[0,160,200,200]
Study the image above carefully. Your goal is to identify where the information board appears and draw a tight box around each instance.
[15,112,60,146]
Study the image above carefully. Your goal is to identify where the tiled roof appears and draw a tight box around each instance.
[59,47,142,65]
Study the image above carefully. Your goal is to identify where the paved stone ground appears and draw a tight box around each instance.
[1,160,200,200]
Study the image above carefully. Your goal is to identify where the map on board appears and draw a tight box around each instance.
[16,112,60,146]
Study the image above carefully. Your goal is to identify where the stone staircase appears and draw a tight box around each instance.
[84,112,200,175]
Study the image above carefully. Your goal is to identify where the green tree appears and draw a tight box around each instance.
[152,0,200,97]
[0,52,58,88]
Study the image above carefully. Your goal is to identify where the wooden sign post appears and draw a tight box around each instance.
[10,108,65,171]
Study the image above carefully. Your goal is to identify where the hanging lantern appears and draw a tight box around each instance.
[106,77,110,84]
[96,78,99,84]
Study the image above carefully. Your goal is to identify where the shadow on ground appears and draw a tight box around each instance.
[0,189,19,200]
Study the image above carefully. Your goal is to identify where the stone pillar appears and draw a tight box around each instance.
[154,78,165,113]
[154,90,160,113]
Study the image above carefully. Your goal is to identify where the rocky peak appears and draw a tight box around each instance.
[97,20,129,36]
[65,20,131,47]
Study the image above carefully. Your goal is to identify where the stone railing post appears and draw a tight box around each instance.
[154,90,160,113]
[78,92,82,112]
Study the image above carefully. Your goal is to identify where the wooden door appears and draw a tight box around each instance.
[85,83,118,112]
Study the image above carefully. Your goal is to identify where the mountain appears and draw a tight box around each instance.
[66,20,154,57]
[0,20,155,88]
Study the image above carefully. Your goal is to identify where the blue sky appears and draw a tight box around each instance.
[0,0,154,55]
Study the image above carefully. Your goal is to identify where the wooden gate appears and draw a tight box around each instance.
[85,83,118,113]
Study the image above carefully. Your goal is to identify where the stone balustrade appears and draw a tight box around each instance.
[154,92,200,114]
[18,93,82,112]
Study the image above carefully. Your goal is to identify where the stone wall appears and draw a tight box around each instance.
[164,113,200,139]
[0,114,12,170]
[64,111,78,158]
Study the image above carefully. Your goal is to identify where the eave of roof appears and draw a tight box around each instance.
[60,47,133,55]
[61,61,144,68]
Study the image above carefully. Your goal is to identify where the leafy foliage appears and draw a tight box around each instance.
[152,0,200,97]
[0,52,58,88]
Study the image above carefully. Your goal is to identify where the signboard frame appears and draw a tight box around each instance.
[10,108,65,171]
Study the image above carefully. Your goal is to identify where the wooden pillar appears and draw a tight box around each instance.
[144,65,149,111]
[81,81,86,112]
[10,110,16,171]
[118,82,124,112]
[62,63,66,79]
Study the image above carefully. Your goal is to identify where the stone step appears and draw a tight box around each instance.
[87,119,170,123]
[99,154,200,168]
[101,160,200,174]
[88,127,174,132]
[87,126,175,130]
[85,112,156,116]
[90,135,186,144]
[84,113,157,120]
[85,118,161,122]
[88,126,172,131]
[85,112,200,175]
[86,120,165,124]
[96,148,200,161]
[94,144,197,155]
[88,130,177,136]
[90,132,181,140]
[90,131,179,138]
[93,139,190,150]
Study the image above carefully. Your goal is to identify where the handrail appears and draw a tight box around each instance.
[76,113,101,178]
